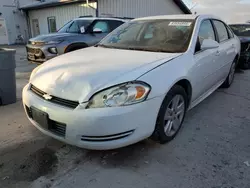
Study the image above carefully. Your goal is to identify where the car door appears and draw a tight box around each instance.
[225,25,238,69]
[85,20,111,46]
[191,19,221,101]
[212,20,235,80]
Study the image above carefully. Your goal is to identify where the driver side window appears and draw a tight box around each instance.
[144,25,154,39]
[199,20,216,43]
[196,20,216,52]
[93,21,110,33]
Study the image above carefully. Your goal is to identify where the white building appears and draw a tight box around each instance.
[0,0,190,44]
[0,0,30,44]
[98,0,190,18]
[21,0,190,38]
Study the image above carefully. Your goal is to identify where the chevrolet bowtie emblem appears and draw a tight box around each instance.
[43,94,52,100]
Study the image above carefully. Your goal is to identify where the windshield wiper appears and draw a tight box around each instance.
[125,47,175,53]
[96,44,109,48]
[97,45,176,53]
[96,44,128,50]
[96,44,117,49]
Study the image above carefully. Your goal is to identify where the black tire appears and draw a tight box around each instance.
[221,60,236,88]
[65,44,88,53]
[151,85,188,144]
[240,59,250,70]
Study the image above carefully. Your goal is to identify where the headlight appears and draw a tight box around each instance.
[45,40,63,45]
[87,82,151,108]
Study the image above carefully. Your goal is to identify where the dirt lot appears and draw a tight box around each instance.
[0,46,250,188]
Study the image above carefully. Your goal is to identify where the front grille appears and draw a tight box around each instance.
[241,43,250,52]
[25,105,66,137]
[30,84,79,109]
[30,84,46,96]
[26,47,41,54]
[25,105,32,118]
[49,120,66,137]
[81,130,134,142]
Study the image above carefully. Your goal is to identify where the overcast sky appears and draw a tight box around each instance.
[183,0,250,24]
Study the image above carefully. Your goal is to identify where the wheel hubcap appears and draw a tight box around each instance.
[229,63,235,84]
[164,95,185,136]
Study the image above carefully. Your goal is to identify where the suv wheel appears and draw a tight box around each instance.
[65,44,88,53]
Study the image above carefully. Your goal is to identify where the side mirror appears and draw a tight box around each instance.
[80,26,85,33]
[201,39,219,50]
[92,28,103,33]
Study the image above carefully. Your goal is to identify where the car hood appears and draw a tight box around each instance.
[31,47,182,103]
[29,33,78,42]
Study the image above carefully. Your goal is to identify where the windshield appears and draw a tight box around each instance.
[99,19,195,53]
[58,20,92,33]
[230,24,250,37]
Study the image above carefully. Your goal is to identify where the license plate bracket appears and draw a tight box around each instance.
[31,107,49,129]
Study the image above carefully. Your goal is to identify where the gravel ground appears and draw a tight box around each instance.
[0,46,249,187]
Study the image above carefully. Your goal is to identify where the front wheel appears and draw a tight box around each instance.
[151,85,188,144]
[221,60,236,88]
[65,44,88,53]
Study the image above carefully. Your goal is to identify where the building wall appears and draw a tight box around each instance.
[18,0,42,7]
[0,0,28,44]
[28,3,96,37]
[98,0,183,18]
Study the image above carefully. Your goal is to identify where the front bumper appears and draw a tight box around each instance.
[26,44,59,63]
[22,84,163,150]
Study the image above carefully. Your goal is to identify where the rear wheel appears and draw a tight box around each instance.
[151,85,188,144]
[221,60,236,88]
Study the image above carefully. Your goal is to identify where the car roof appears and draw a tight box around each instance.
[74,17,127,22]
[134,14,197,21]
[133,14,221,21]
[229,23,250,26]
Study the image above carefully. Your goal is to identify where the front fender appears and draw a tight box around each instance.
[138,54,193,99]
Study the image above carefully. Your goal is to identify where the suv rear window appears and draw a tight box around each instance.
[108,20,125,31]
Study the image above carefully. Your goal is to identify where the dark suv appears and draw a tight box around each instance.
[230,24,250,69]
[26,17,126,63]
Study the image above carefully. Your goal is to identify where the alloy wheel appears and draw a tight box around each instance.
[164,95,185,137]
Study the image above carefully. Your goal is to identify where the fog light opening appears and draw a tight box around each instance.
[48,47,58,54]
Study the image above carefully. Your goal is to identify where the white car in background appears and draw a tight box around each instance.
[23,14,240,150]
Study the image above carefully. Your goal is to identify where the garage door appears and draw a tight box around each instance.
[0,19,9,45]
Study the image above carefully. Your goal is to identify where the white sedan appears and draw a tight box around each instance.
[23,14,240,150]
